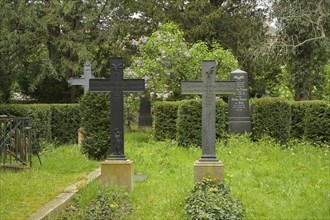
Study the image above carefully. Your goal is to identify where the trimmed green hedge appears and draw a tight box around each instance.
[79,93,110,160]
[153,101,180,141]
[251,98,291,144]
[176,99,227,147]
[51,104,80,144]
[0,104,80,144]
[304,101,330,145]
[153,98,328,146]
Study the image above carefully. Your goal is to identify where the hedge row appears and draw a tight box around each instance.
[153,99,330,146]
[79,93,110,160]
[153,101,180,141]
[177,99,227,147]
[0,103,80,144]
[251,98,291,144]
[153,99,228,147]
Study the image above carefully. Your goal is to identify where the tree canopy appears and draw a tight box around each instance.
[0,0,328,103]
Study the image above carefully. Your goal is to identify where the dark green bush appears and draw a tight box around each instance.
[153,101,180,141]
[251,98,291,144]
[176,99,227,147]
[51,104,81,144]
[184,177,245,220]
[80,93,110,160]
[304,101,330,146]
[290,101,311,139]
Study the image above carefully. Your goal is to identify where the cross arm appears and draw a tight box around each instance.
[68,77,85,86]
[181,81,204,94]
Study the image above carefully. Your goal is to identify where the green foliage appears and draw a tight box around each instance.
[58,181,132,220]
[0,104,80,145]
[153,101,180,141]
[184,177,245,220]
[176,99,227,147]
[304,101,330,146]
[290,101,312,139]
[251,98,291,144]
[79,93,110,160]
[130,23,238,101]
[51,104,81,144]
[272,0,330,100]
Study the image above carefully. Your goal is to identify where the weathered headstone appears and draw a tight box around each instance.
[89,57,145,160]
[138,96,152,131]
[181,60,237,182]
[228,70,251,134]
[68,62,94,94]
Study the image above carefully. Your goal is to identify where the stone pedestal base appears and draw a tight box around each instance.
[78,128,85,146]
[101,160,134,192]
[194,160,224,183]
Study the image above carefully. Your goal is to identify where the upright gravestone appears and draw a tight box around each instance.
[68,62,94,94]
[228,70,251,134]
[138,96,152,131]
[68,62,94,145]
[181,60,237,182]
[89,57,145,191]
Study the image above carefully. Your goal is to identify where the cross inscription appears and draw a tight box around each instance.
[181,60,237,161]
[89,57,145,160]
[68,62,94,94]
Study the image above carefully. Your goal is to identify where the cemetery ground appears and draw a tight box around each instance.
[1,132,329,220]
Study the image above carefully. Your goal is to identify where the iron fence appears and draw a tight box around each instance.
[0,117,33,168]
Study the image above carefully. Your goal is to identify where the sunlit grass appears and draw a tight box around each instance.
[125,132,329,220]
[0,145,99,220]
[1,133,329,220]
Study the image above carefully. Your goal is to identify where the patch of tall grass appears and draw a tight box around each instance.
[125,132,329,220]
[0,144,99,220]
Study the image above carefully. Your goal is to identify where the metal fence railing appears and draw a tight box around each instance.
[0,117,33,168]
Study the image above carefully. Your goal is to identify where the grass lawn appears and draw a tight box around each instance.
[1,133,329,220]
[0,144,99,220]
[125,132,329,220]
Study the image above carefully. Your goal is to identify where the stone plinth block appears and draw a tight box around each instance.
[194,160,224,183]
[101,160,134,192]
[78,127,85,146]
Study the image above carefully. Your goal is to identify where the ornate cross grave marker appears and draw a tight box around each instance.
[181,60,237,182]
[182,60,236,161]
[89,57,145,160]
[68,62,94,94]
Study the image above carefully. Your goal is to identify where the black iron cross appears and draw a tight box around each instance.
[89,57,145,160]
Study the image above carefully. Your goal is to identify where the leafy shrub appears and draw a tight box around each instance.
[251,98,291,144]
[58,183,132,220]
[153,101,180,141]
[176,99,227,147]
[79,93,110,160]
[304,101,330,146]
[184,177,245,220]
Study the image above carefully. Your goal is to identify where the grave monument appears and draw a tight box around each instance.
[181,60,237,183]
[68,62,94,94]
[68,62,94,145]
[89,57,145,191]
[228,70,251,134]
